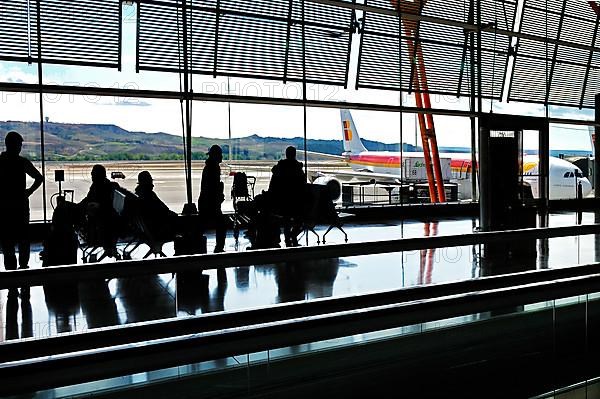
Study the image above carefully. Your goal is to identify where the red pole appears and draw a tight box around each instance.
[416,44,447,202]
[405,34,438,202]
[393,0,446,202]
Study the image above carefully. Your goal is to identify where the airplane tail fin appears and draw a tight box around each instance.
[340,109,367,154]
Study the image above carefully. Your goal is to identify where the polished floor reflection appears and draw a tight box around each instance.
[0,212,598,343]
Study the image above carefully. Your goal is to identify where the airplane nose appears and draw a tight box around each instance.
[580,178,592,198]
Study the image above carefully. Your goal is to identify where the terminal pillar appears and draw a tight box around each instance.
[595,94,600,197]
[479,114,547,264]
[480,114,521,232]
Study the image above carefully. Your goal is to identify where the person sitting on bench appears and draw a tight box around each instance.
[135,170,177,241]
[79,164,122,255]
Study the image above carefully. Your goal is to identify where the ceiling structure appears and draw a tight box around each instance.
[1,0,600,108]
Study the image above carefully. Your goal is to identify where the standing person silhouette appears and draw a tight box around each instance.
[198,145,227,253]
[269,146,306,247]
[0,131,43,270]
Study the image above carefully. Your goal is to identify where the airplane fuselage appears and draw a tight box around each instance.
[339,109,591,200]
[346,151,592,200]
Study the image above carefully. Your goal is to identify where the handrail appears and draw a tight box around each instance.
[3,270,600,396]
[1,223,599,289]
[2,260,600,365]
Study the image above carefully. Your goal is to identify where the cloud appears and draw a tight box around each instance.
[112,100,152,107]
[549,105,593,121]
[0,64,37,85]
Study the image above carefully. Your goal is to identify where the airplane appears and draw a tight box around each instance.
[312,109,592,201]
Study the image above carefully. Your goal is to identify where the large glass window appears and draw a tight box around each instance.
[41,95,185,213]
[549,124,594,200]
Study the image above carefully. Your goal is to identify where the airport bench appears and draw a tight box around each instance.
[113,189,173,260]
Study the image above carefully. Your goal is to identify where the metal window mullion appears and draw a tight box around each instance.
[282,0,293,83]
[457,0,475,98]
[342,0,355,89]
[407,2,424,94]
[579,12,600,109]
[35,58,119,69]
[34,0,47,223]
[136,0,141,72]
[355,0,367,89]
[506,0,527,103]
[543,0,567,105]
[302,0,308,186]
[212,0,220,77]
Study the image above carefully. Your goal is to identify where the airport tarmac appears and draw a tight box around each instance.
[28,160,349,220]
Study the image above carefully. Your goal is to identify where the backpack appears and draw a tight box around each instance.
[232,172,249,199]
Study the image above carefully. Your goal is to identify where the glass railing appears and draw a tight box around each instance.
[3,266,600,397]
[2,219,600,342]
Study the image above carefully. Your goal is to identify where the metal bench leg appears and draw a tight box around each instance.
[307,227,320,244]
[143,248,153,259]
[322,224,348,244]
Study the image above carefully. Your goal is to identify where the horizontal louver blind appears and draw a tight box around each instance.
[508,0,600,108]
[137,0,352,86]
[0,0,121,68]
[357,0,512,100]
[0,0,32,62]
[37,0,121,68]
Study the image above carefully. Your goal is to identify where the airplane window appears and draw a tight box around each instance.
[570,172,575,178]
[564,172,571,178]
[575,170,584,178]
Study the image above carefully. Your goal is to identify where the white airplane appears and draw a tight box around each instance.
[313,110,592,200]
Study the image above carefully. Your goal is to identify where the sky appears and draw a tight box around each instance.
[0,2,594,152]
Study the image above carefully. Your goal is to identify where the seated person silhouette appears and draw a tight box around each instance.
[269,146,306,247]
[198,145,227,253]
[79,164,121,256]
[135,170,178,241]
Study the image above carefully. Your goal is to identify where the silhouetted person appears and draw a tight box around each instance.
[79,164,121,255]
[198,145,226,253]
[117,275,176,323]
[0,131,43,270]
[78,279,120,328]
[135,171,177,240]
[80,164,119,211]
[5,287,33,340]
[269,146,306,247]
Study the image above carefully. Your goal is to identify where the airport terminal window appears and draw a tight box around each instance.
[1,0,599,221]
[194,102,304,208]
[41,96,186,213]
[549,125,593,199]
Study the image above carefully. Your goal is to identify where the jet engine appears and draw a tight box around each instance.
[312,175,342,201]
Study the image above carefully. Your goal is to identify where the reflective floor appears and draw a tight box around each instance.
[0,211,599,343]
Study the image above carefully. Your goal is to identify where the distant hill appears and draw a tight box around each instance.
[0,121,589,161]
[0,121,419,161]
